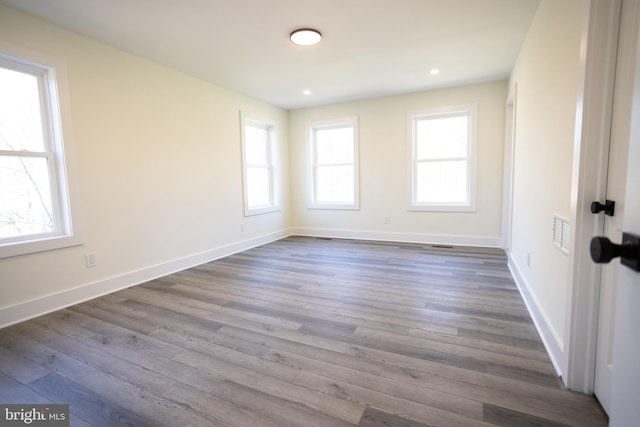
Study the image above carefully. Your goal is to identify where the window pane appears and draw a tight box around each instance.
[245,125,268,165]
[316,165,354,203]
[0,66,46,152]
[416,114,468,160]
[316,126,354,164]
[246,166,270,207]
[0,155,54,238]
[416,160,467,203]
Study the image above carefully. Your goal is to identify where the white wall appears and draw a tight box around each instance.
[0,5,290,326]
[507,0,588,372]
[289,81,507,247]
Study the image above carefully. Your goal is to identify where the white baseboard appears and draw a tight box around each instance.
[0,229,289,329]
[508,253,565,378]
[290,227,502,248]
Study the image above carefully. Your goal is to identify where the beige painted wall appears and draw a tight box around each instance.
[508,0,588,353]
[289,81,507,246]
[0,6,290,314]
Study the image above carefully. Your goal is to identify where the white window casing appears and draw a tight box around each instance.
[240,111,280,216]
[0,42,82,259]
[307,117,359,210]
[407,103,478,212]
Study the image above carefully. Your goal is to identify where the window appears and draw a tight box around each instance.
[0,45,81,258]
[308,117,359,209]
[240,112,279,216]
[408,104,478,211]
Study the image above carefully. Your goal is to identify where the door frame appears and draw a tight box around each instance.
[564,0,622,393]
[501,88,517,251]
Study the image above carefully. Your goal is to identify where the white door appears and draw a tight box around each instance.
[595,0,640,422]
[608,0,640,422]
[592,0,634,413]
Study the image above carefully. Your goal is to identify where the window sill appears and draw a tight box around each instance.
[0,233,83,259]
[244,205,281,217]
[308,203,360,210]
[408,204,477,213]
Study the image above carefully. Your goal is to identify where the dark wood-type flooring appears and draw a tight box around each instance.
[0,237,607,426]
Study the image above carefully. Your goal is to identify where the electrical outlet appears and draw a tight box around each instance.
[384,217,390,224]
[240,223,245,232]
[86,253,97,268]
[527,252,531,267]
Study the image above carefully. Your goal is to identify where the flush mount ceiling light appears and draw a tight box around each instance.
[290,28,322,46]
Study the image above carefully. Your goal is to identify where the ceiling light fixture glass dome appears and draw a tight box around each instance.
[290,28,322,46]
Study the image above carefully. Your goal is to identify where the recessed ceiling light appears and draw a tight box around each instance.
[290,28,322,46]
[303,90,311,95]
[430,69,440,75]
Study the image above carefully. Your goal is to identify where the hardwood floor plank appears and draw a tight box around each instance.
[299,323,491,373]
[0,237,606,426]
[338,300,533,338]
[29,372,152,427]
[354,327,555,375]
[216,324,385,375]
[0,371,51,403]
[75,371,215,427]
[164,332,299,382]
[358,407,434,427]
[0,344,50,384]
[162,383,282,427]
[150,327,271,359]
[407,327,549,361]
[172,375,358,427]
[69,414,94,427]
[215,289,413,335]
[28,312,97,341]
[68,304,158,335]
[224,301,358,333]
[292,369,493,427]
[118,287,232,320]
[266,347,483,419]
[0,330,95,381]
[152,359,229,394]
[217,322,353,354]
[59,338,176,396]
[482,403,573,427]
[380,362,605,426]
[455,327,547,352]
[172,348,365,424]
[424,301,533,323]
[122,285,308,331]
[117,299,226,334]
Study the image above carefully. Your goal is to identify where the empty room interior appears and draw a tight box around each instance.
[1,0,639,426]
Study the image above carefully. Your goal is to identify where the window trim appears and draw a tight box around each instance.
[0,42,83,259]
[240,111,280,216]
[307,117,360,210]
[407,103,478,212]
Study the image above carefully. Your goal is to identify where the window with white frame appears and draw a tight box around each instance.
[408,104,478,211]
[240,112,279,216]
[0,46,81,258]
[308,118,359,209]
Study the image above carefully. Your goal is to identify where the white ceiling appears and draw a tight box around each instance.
[0,0,540,110]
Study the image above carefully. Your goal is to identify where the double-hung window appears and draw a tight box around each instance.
[0,46,81,258]
[308,117,359,209]
[408,104,478,211]
[240,112,279,216]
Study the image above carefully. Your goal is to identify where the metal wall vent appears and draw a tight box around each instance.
[553,215,570,254]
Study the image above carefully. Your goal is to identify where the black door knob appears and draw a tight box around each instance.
[590,233,640,272]
[590,200,615,216]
